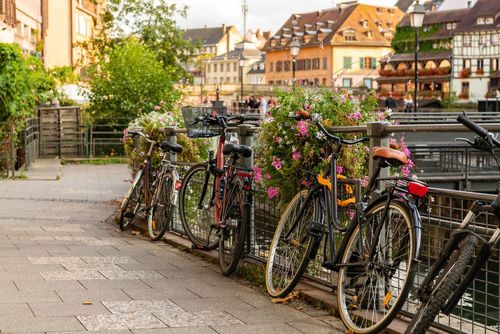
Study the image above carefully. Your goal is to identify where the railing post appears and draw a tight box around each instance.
[164,127,177,162]
[10,122,15,179]
[366,122,389,181]
[237,123,256,256]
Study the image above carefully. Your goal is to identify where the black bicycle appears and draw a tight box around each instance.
[266,111,429,333]
[405,114,500,334]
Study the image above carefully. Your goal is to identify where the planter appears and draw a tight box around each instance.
[460,68,471,78]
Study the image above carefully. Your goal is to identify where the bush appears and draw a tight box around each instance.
[123,107,209,173]
[254,88,383,203]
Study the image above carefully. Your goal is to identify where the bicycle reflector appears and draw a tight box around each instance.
[175,180,182,191]
[408,182,429,198]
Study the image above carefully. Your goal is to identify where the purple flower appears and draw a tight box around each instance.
[297,121,309,137]
[267,186,280,199]
[336,165,344,174]
[272,157,283,170]
[292,151,301,161]
[347,111,362,121]
[253,165,262,183]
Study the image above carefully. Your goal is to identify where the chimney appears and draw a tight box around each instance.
[222,23,226,32]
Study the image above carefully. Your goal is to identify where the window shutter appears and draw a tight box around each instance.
[359,57,364,69]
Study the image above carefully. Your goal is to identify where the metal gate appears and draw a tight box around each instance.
[38,107,83,158]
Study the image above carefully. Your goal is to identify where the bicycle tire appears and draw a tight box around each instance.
[337,199,417,334]
[119,170,144,230]
[219,176,248,275]
[405,234,478,334]
[179,163,219,250]
[147,170,175,241]
[266,189,321,298]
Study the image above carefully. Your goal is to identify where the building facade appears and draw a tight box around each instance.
[0,0,17,44]
[377,8,467,100]
[451,0,500,101]
[263,2,403,89]
[42,0,101,69]
[14,0,42,55]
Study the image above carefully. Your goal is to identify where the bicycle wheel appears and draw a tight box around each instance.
[337,199,417,334]
[405,234,478,334]
[147,171,175,241]
[119,170,144,230]
[179,163,219,250]
[219,176,248,275]
[266,189,322,298]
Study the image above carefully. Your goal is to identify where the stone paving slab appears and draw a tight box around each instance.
[0,164,344,333]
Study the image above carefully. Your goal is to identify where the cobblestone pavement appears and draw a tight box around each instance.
[0,164,344,333]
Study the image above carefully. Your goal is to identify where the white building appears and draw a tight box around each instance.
[451,0,500,102]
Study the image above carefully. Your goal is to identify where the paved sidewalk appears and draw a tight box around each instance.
[0,164,344,333]
[23,158,62,181]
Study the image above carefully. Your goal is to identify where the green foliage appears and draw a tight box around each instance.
[254,88,383,203]
[0,43,55,124]
[49,66,79,85]
[85,39,182,119]
[123,109,209,174]
[392,25,442,53]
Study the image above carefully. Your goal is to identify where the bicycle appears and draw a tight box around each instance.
[178,107,259,275]
[266,111,429,333]
[405,114,500,334]
[119,130,183,241]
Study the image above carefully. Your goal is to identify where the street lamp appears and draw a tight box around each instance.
[409,1,425,113]
[290,39,301,85]
[239,57,245,108]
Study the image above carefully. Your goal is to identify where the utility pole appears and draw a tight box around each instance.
[242,0,248,37]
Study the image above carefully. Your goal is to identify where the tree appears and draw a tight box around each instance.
[85,39,181,119]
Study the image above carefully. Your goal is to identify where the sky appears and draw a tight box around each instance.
[175,0,398,33]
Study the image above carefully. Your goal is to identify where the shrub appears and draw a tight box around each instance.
[253,87,407,203]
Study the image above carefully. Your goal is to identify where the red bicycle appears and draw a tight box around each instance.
[178,107,258,275]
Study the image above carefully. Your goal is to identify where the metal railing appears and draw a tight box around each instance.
[392,112,500,124]
[157,122,500,333]
[22,118,39,170]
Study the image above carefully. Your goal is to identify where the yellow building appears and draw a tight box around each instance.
[264,1,404,89]
[42,0,102,69]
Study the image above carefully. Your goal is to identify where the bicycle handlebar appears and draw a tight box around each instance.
[128,130,155,144]
[457,114,500,148]
[292,110,369,146]
[189,113,260,127]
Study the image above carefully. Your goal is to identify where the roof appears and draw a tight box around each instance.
[398,8,470,27]
[389,50,451,62]
[263,4,402,51]
[454,0,500,33]
[183,26,232,45]
[210,47,261,61]
[395,0,415,12]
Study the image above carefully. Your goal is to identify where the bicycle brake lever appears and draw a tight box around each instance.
[455,138,474,145]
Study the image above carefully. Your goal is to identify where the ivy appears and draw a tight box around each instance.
[392,25,442,54]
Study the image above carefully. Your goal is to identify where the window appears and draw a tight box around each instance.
[344,30,356,41]
[312,58,320,70]
[76,13,91,37]
[446,23,452,30]
[343,57,352,69]
[227,63,230,72]
[276,61,283,72]
[463,58,471,69]
[220,77,223,83]
[492,34,499,45]
[477,17,485,25]
[477,59,484,70]
[464,35,472,47]
[342,78,352,87]
[305,59,311,70]
[214,64,217,73]
[323,57,328,70]
[386,21,393,28]
[371,57,377,69]
[234,77,237,83]
[16,21,22,36]
[365,30,373,38]
[452,23,457,29]
[491,58,498,72]
[206,64,211,73]
[485,17,494,24]
[363,78,373,89]
[461,81,469,95]
[220,64,224,72]
[284,61,290,72]
[233,63,237,71]
[269,61,274,72]
[479,34,488,46]
[213,78,218,84]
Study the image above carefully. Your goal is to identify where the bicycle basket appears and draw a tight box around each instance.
[181,107,223,138]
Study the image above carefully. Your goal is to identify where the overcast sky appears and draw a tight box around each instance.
[175,0,398,33]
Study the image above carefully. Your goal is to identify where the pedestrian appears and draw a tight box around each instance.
[248,95,259,111]
[384,91,398,112]
[258,96,268,120]
[403,94,413,113]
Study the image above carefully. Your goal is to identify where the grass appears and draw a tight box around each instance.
[61,157,127,165]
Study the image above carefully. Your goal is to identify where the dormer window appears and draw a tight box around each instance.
[327,20,335,28]
[388,8,394,15]
[475,17,493,25]
[365,30,373,38]
[317,32,325,41]
[270,39,277,47]
[477,17,485,24]
[376,7,382,14]
[343,30,357,41]
[446,23,452,30]
[383,31,393,39]
[304,34,312,43]
[386,21,393,28]
[485,17,494,24]
[280,37,287,46]
[359,19,368,28]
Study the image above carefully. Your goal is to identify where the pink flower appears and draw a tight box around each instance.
[297,121,309,137]
[347,210,355,220]
[272,157,283,170]
[347,111,362,121]
[336,165,344,174]
[292,151,301,161]
[267,186,280,199]
[154,105,161,111]
[301,179,310,187]
[253,165,262,183]
[274,136,283,144]
[305,105,311,110]
[266,173,272,180]
[361,176,369,188]
[364,146,370,152]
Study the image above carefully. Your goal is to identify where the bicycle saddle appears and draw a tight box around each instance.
[371,146,407,166]
[160,141,183,153]
[223,143,252,158]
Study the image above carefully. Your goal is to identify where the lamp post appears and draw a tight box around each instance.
[409,1,425,113]
[290,39,301,85]
[239,57,245,108]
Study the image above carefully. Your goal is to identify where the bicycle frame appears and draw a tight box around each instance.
[417,194,500,315]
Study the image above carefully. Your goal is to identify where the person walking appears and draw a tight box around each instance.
[258,96,268,120]
[403,94,414,113]
[385,92,398,112]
